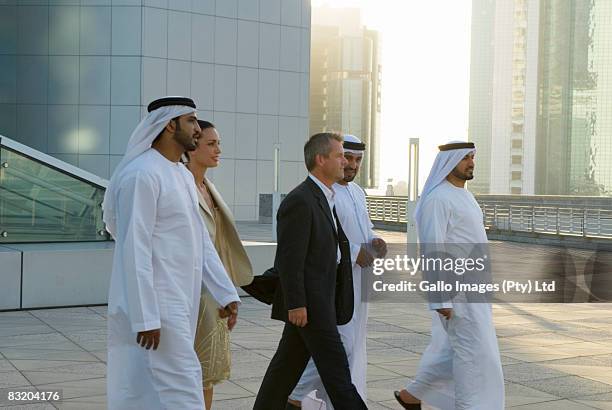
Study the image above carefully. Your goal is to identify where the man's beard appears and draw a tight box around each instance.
[451,168,474,181]
[342,174,357,182]
[173,127,197,152]
[343,169,357,183]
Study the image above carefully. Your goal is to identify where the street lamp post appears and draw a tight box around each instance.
[407,138,419,243]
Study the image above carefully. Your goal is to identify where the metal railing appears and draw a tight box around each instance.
[480,202,612,239]
[366,196,408,224]
[365,195,612,239]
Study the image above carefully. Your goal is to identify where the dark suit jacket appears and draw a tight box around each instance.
[334,208,354,325]
[271,177,354,327]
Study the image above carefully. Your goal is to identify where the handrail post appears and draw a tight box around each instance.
[396,199,400,223]
[493,204,497,229]
[509,206,513,231]
[383,199,387,222]
[599,209,602,236]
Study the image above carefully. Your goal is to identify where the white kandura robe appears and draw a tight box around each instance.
[406,180,504,410]
[107,149,239,410]
[291,181,375,408]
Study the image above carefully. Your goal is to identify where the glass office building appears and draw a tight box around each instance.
[537,0,612,195]
[0,0,312,220]
[309,7,381,188]
[468,0,496,195]
[469,0,612,196]
[468,0,539,195]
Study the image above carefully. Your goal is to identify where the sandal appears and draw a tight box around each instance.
[393,390,421,409]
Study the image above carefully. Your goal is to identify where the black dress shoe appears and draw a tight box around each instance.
[285,401,301,410]
[394,391,421,409]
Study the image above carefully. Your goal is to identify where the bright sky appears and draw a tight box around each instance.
[312,0,473,193]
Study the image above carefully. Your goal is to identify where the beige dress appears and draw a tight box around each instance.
[194,178,253,389]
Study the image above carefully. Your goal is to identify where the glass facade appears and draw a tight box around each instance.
[0,138,108,243]
[0,2,312,221]
[536,0,577,194]
[467,0,496,194]
[537,0,612,195]
[470,0,612,196]
[590,1,612,194]
[309,8,381,188]
[509,0,528,195]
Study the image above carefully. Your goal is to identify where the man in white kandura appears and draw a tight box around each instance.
[394,141,504,410]
[103,97,241,410]
[288,135,387,410]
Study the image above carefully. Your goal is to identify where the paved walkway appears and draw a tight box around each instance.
[2,302,612,409]
[1,226,612,409]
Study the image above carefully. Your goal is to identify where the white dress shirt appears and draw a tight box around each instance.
[308,173,340,262]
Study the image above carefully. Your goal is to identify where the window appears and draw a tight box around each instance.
[512,171,522,180]
[512,155,522,165]
[511,187,522,194]
[512,139,523,149]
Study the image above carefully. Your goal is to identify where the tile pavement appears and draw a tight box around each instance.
[0,226,611,409]
[2,302,612,409]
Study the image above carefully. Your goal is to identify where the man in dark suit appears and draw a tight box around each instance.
[253,133,368,410]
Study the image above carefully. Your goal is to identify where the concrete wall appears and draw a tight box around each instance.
[0,245,21,310]
[0,241,276,311]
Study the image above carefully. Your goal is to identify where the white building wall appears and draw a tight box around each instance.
[490,0,514,194]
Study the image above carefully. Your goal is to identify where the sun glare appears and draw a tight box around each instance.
[310,0,472,192]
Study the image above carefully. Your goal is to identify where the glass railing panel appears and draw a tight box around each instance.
[0,142,110,243]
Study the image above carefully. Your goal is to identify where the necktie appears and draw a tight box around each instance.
[333,207,349,264]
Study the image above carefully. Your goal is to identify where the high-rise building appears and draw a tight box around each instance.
[0,1,313,220]
[468,0,612,196]
[536,0,612,195]
[468,0,539,195]
[468,0,496,194]
[309,7,381,188]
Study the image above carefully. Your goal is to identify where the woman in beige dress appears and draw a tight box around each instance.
[185,120,254,410]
